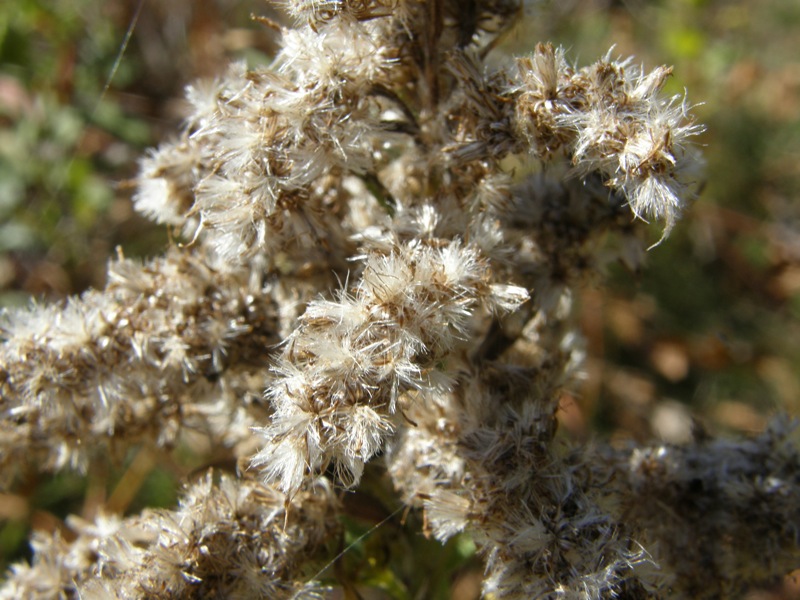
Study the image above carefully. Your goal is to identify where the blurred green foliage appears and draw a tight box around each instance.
[1,0,799,595]
[0,1,155,301]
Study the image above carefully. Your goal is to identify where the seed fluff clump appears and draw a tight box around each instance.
[1,1,797,598]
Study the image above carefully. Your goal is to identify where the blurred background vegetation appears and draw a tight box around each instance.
[0,0,798,597]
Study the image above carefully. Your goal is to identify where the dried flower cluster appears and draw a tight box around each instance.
[1,1,797,598]
[0,473,338,599]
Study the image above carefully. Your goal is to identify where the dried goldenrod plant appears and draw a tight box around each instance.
[1,1,798,598]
